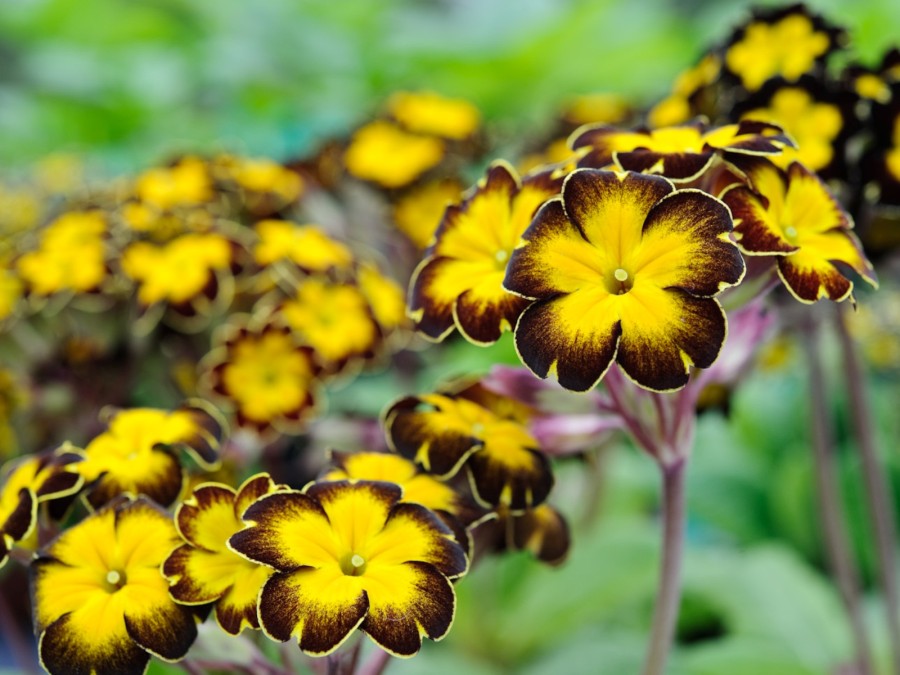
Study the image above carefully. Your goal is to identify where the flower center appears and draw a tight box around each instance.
[606,267,634,294]
[783,225,798,242]
[104,569,126,592]
[494,248,510,270]
[339,553,367,576]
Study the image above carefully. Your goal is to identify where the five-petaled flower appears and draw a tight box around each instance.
[228,480,468,657]
[504,169,745,392]
[164,474,284,635]
[722,159,877,303]
[384,382,554,511]
[408,161,563,344]
[30,497,198,675]
[74,404,223,509]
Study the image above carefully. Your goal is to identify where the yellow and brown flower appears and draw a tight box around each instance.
[229,480,467,657]
[408,162,563,344]
[721,4,846,94]
[73,403,224,510]
[570,119,794,183]
[504,169,745,392]
[384,383,553,512]
[200,320,322,434]
[30,497,198,675]
[722,159,877,303]
[473,502,571,566]
[164,474,285,635]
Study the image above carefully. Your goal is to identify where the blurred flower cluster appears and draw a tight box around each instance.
[1,4,899,675]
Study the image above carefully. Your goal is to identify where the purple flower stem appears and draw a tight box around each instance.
[640,456,687,675]
[357,648,393,675]
[804,309,873,675]
[834,303,900,675]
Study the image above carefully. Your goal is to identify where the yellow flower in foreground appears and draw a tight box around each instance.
[75,405,223,509]
[164,474,284,635]
[504,170,745,392]
[723,6,842,92]
[387,91,481,140]
[384,383,553,512]
[722,160,877,303]
[408,162,563,344]
[202,322,321,433]
[16,211,107,296]
[344,120,445,189]
[121,232,233,306]
[229,480,468,657]
[31,497,197,675]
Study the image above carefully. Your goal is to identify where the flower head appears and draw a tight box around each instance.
[571,119,793,182]
[229,480,467,657]
[392,179,464,248]
[252,221,354,274]
[134,156,213,211]
[384,382,554,512]
[74,404,224,509]
[387,91,481,140]
[503,169,745,392]
[344,120,445,189]
[30,497,198,675]
[164,474,285,635]
[200,321,322,434]
[722,5,845,93]
[408,162,563,344]
[723,159,877,303]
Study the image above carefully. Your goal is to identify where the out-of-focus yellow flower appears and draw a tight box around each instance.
[134,156,213,210]
[253,221,353,273]
[388,91,480,140]
[392,179,463,249]
[344,120,445,189]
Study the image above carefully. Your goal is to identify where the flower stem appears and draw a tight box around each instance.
[834,303,900,675]
[641,458,687,675]
[357,648,392,675]
[804,309,873,675]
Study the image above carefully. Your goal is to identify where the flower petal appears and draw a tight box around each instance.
[83,444,184,510]
[633,189,745,296]
[511,504,571,566]
[124,595,197,662]
[408,256,491,341]
[361,560,455,657]
[616,287,727,391]
[615,150,714,182]
[229,491,336,571]
[214,563,273,634]
[504,199,603,299]
[39,611,149,675]
[513,290,622,392]
[466,441,554,512]
[258,567,368,654]
[164,545,236,604]
[175,484,238,552]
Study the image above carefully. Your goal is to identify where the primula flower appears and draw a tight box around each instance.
[722,160,877,303]
[134,156,213,210]
[30,497,198,675]
[392,179,464,248]
[504,169,745,392]
[387,91,481,140]
[121,232,234,308]
[252,220,354,274]
[474,502,571,566]
[164,474,285,635]
[648,54,722,128]
[357,263,410,336]
[737,77,855,177]
[570,119,793,183]
[200,321,321,433]
[722,5,845,93]
[223,156,304,209]
[16,211,108,296]
[384,383,554,511]
[279,277,381,372]
[74,404,224,509]
[344,120,445,189]
[229,480,467,657]
[408,162,563,344]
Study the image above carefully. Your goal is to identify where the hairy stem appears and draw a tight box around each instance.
[804,310,873,675]
[641,458,687,675]
[835,303,900,674]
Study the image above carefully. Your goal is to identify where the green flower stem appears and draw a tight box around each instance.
[641,457,687,675]
[834,303,900,675]
[804,309,873,675]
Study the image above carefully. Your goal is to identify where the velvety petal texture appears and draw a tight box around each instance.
[30,497,197,675]
[408,161,562,344]
[723,160,877,303]
[228,480,467,658]
[505,169,745,392]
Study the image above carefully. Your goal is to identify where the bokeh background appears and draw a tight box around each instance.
[2,0,900,673]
